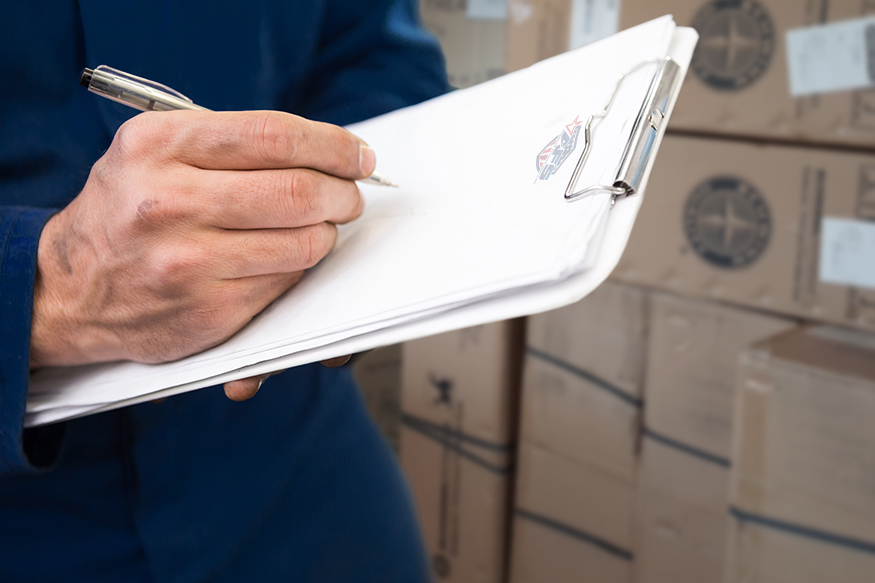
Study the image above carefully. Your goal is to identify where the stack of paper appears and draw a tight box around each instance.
[27,16,697,426]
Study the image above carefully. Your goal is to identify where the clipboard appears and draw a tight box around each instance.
[26,18,699,426]
[566,57,683,203]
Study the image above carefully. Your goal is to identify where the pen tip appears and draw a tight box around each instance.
[360,173,399,188]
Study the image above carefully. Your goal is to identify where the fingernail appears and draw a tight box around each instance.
[359,146,377,177]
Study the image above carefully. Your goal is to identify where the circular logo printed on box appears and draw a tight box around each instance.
[683,176,771,268]
[690,0,775,90]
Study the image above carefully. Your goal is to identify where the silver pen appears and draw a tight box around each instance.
[79,65,398,188]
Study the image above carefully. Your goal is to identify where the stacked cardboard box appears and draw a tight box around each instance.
[505,3,875,330]
[729,326,875,583]
[612,134,875,330]
[510,282,648,583]
[400,321,524,583]
[506,0,573,71]
[620,0,875,148]
[411,4,875,583]
[506,0,622,71]
[421,0,507,88]
[634,293,796,583]
[613,5,875,581]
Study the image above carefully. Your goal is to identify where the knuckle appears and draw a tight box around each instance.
[113,118,144,155]
[113,115,162,159]
[126,175,198,232]
[299,225,329,268]
[288,171,323,220]
[88,157,112,188]
[252,111,299,166]
[149,244,201,284]
[132,197,169,227]
[128,195,196,236]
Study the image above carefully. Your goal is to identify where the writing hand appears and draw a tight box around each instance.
[31,111,371,400]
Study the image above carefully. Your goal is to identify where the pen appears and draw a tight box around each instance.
[79,65,399,188]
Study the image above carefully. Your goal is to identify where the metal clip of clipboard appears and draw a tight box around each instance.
[564,58,683,205]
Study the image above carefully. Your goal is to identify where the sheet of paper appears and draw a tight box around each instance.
[786,15,875,97]
[27,16,683,421]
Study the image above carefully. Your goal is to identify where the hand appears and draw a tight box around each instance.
[222,355,352,402]
[31,110,370,401]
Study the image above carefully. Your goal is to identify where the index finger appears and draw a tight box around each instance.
[149,110,376,179]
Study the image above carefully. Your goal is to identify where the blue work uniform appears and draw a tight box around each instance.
[0,2,449,581]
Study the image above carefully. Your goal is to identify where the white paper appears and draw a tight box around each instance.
[786,15,875,97]
[820,217,875,290]
[467,0,508,21]
[570,0,621,49]
[27,17,695,426]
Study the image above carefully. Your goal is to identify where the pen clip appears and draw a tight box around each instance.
[82,65,207,112]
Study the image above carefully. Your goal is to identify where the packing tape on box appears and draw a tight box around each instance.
[730,507,875,557]
[526,347,643,408]
[401,413,516,475]
[514,508,634,561]
[643,428,732,468]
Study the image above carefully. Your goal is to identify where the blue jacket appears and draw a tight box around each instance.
[0,1,448,581]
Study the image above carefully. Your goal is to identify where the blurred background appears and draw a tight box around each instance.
[354,1,875,582]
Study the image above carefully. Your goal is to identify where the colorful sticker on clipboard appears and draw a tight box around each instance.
[535,116,584,181]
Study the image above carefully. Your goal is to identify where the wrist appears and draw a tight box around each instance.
[29,214,116,369]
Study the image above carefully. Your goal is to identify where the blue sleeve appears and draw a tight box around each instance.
[296,0,451,126]
[0,207,64,477]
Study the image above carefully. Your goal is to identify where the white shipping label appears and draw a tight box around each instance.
[820,217,875,290]
[467,0,508,21]
[570,0,621,49]
[786,15,875,97]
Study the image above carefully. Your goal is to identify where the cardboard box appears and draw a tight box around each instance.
[506,0,621,72]
[507,0,572,72]
[401,320,523,583]
[725,524,875,583]
[620,0,875,148]
[422,0,507,88]
[510,283,648,583]
[727,326,875,582]
[633,293,796,583]
[512,510,632,583]
[612,134,875,331]
[633,437,728,583]
[526,281,649,400]
[643,293,797,460]
[353,345,403,452]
